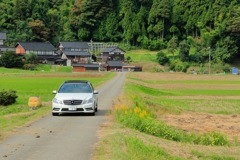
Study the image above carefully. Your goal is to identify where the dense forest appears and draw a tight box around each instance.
[0,0,239,65]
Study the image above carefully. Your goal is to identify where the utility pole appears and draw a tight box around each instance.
[209,47,211,75]
[90,39,93,63]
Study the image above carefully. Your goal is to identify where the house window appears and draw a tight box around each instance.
[47,51,53,55]
[64,48,70,51]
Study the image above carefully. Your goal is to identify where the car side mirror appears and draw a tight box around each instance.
[94,90,99,94]
[52,90,57,94]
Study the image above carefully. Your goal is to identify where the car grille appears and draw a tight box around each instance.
[61,108,84,111]
[63,100,82,105]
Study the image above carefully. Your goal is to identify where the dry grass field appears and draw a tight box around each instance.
[94,72,240,159]
[128,72,240,143]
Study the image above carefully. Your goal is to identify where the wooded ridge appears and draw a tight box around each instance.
[0,0,239,62]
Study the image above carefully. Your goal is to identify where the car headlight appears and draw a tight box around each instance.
[82,97,94,104]
[52,98,63,104]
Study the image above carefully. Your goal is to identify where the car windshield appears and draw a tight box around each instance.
[58,83,92,93]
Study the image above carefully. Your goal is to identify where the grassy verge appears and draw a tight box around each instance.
[93,72,240,159]
[0,67,115,140]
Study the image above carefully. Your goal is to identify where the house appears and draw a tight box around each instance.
[57,42,92,65]
[106,61,125,71]
[122,65,142,72]
[15,42,58,64]
[100,47,125,62]
[0,32,15,55]
[72,63,100,72]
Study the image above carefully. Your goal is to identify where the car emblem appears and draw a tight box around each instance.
[71,101,74,104]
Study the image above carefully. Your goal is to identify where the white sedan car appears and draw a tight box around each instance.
[52,80,98,116]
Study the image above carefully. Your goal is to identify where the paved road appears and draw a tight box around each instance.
[0,72,126,160]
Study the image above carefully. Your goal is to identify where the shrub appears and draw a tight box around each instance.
[169,59,189,72]
[25,52,37,64]
[156,51,169,65]
[211,63,231,74]
[0,51,24,68]
[23,64,36,70]
[0,90,18,106]
[149,39,167,51]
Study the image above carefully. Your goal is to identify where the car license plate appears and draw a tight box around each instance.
[69,108,76,111]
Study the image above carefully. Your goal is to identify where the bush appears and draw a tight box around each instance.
[0,90,18,106]
[23,64,36,70]
[211,63,231,74]
[25,52,37,64]
[156,51,169,65]
[169,59,189,72]
[0,51,24,68]
[149,39,167,51]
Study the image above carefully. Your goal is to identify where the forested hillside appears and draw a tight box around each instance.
[0,0,239,63]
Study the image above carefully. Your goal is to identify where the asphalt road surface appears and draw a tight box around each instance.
[0,72,126,160]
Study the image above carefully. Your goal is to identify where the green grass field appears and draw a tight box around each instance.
[125,49,158,62]
[0,66,115,140]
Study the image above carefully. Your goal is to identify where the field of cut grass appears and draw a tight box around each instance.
[125,49,158,62]
[93,72,240,160]
[125,49,162,72]
[0,67,115,140]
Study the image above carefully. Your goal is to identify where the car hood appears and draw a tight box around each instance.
[54,93,93,100]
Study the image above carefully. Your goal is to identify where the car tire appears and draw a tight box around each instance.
[52,113,59,116]
[95,104,98,112]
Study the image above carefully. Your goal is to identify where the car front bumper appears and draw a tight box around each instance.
[52,103,95,114]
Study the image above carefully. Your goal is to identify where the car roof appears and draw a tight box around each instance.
[63,80,90,84]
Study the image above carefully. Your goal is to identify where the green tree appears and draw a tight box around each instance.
[179,40,190,62]
[93,12,120,41]
[0,51,23,68]
[25,52,37,64]
[28,19,50,41]
[157,51,169,65]
[148,0,171,40]
[119,0,140,45]
[168,36,178,57]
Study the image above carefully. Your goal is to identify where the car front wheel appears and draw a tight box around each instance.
[95,103,98,112]
[52,112,59,116]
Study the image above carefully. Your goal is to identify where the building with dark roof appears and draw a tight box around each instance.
[57,42,92,66]
[15,42,59,64]
[72,63,99,72]
[106,61,125,71]
[15,42,56,54]
[59,42,90,50]
[101,47,125,62]
[0,32,15,55]
[0,45,15,53]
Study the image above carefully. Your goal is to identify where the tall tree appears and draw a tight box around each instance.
[148,0,171,40]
